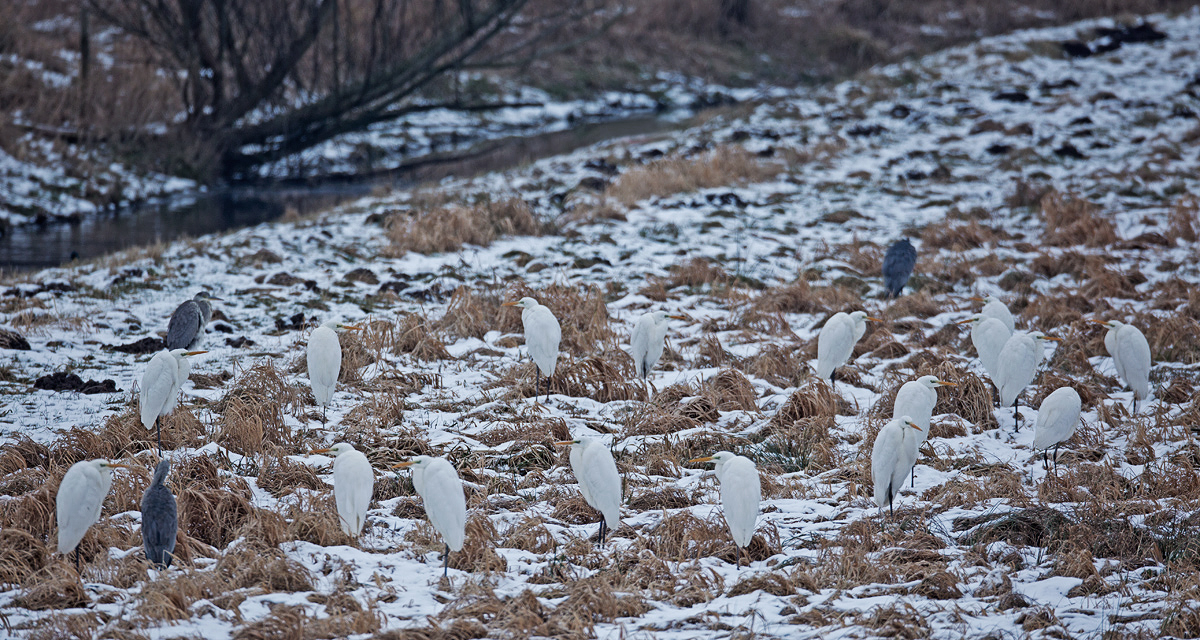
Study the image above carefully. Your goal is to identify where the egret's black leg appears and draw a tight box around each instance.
[74,548,80,572]
[155,416,162,453]
[443,544,450,578]
[1053,444,1060,474]
[1013,399,1021,431]
[321,405,327,428]
[910,466,916,488]
[736,545,741,569]
[1043,450,1049,471]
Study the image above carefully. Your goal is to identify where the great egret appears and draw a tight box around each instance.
[957,315,1012,382]
[312,443,374,537]
[556,437,621,545]
[996,332,1062,428]
[1033,387,1082,472]
[307,320,362,426]
[1093,319,1152,413]
[56,459,129,569]
[816,311,881,383]
[882,239,917,299]
[970,295,1015,332]
[393,456,466,577]
[688,451,760,568]
[629,311,687,380]
[140,349,206,451]
[872,416,923,515]
[893,375,956,484]
[165,291,222,350]
[141,458,177,569]
[502,297,562,401]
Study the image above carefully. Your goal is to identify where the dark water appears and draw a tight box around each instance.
[0,114,683,271]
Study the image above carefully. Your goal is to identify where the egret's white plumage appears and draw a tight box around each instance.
[1034,387,1082,470]
[816,311,878,382]
[972,295,1015,332]
[872,417,923,513]
[558,437,622,544]
[395,456,466,576]
[958,315,1012,380]
[307,320,360,423]
[995,331,1061,427]
[1096,320,1152,412]
[690,451,760,567]
[140,349,205,451]
[314,443,374,537]
[56,460,127,562]
[504,297,562,400]
[629,311,685,380]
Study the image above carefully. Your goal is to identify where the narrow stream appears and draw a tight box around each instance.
[0,113,687,271]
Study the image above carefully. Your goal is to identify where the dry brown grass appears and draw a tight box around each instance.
[214,360,308,456]
[607,146,777,206]
[1040,191,1119,248]
[385,197,549,256]
[360,314,452,362]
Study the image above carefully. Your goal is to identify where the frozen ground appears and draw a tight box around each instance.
[2,10,1200,640]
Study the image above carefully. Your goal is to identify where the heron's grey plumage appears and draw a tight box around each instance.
[166,292,215,349]
[141,459,177,569]
[882,239,917,299]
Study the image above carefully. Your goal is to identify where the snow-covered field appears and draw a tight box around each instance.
[2,10,1200,639]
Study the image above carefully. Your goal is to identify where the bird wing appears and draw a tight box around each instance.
[334,452,375,536]
[579,446,622,528]
[720,459,761,548]
[165,301,202,350]
[524,307,562,377]
[871,423,905,508]
[56,465,105,553]
[816,315,854,378]
[1115,327,1152,398]
[307,327,341,404]
[140,354,178,428]
[997,337,1038,406]
[1034,389,1082,450]
[422,461,467,552]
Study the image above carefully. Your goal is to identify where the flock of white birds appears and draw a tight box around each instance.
[49,279,1153,579]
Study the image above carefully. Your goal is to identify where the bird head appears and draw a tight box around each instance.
[849,311,883,324]
[955,314,985,326]
[392,455,433,470]
[688,450,736,465]
[896,416,923,432]
[1031,332,1063,343]
[169,348,208,358]
[1091,319,1122,330]
[96,460,131,473]
[917,375,957,389]
[554,437,586,448]
[195,291,224,302]
[968,295,998,305]
[311,442,354,456]
[502,297,539,309]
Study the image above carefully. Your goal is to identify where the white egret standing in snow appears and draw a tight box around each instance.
[688,451,760,568]
[556,437,622,545]
[140,349,207,452]
[312,443,375,537]
[165,291,222,350]
[503,297,562,401]
[816,311,881,383]
[56,459,130,570]
[393,456,466,577]
[892,375,957,485]
[1034,387,1082,472]
[970,295,1015,332]
[629,311,688,380]
[307,320,362,426]
[1093,319,1152,413]
[957,315,1012,382]
[995,332,1062,428]
[141,458,177,569]
[872,417,923,515]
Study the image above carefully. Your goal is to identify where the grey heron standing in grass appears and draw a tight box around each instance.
[141,458,178,569]
[629,310,687,381]
[503,297,561,402]
[56,459,130,571]
[882,239,917,299]
[166,292,222,350]
[140,349,206,452]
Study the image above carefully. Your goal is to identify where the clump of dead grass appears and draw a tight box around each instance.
[743,342,811,388]
[13,561,89,610]
[360,314,452,362]
[174,456,257,550]
[1040,190,1118,247]
[503,351,648,403]
[607,146,777,206]
[214,361,307,456]
[770,383,844,431]
[385,197,548,256]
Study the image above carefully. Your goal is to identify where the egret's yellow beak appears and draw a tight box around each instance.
[392,461,414,469]
[1043,336,1064,342]
[310,448,332,454]
[502,301,520,307]
[907,421,922,431]
[1089,319,1109,326]
[866,316,883,322]
[969,296,986,302]
[667,314,689,320]
[955,318,976,325]
[554,440,578,446]
[936,381,958,387]
[688,456,715,463]
[184,350,208,356]
[341,324,363,331]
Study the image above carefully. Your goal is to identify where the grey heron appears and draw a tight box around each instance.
[882,239,916,298]
[141,458,178,569]
[166,292,222,350]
